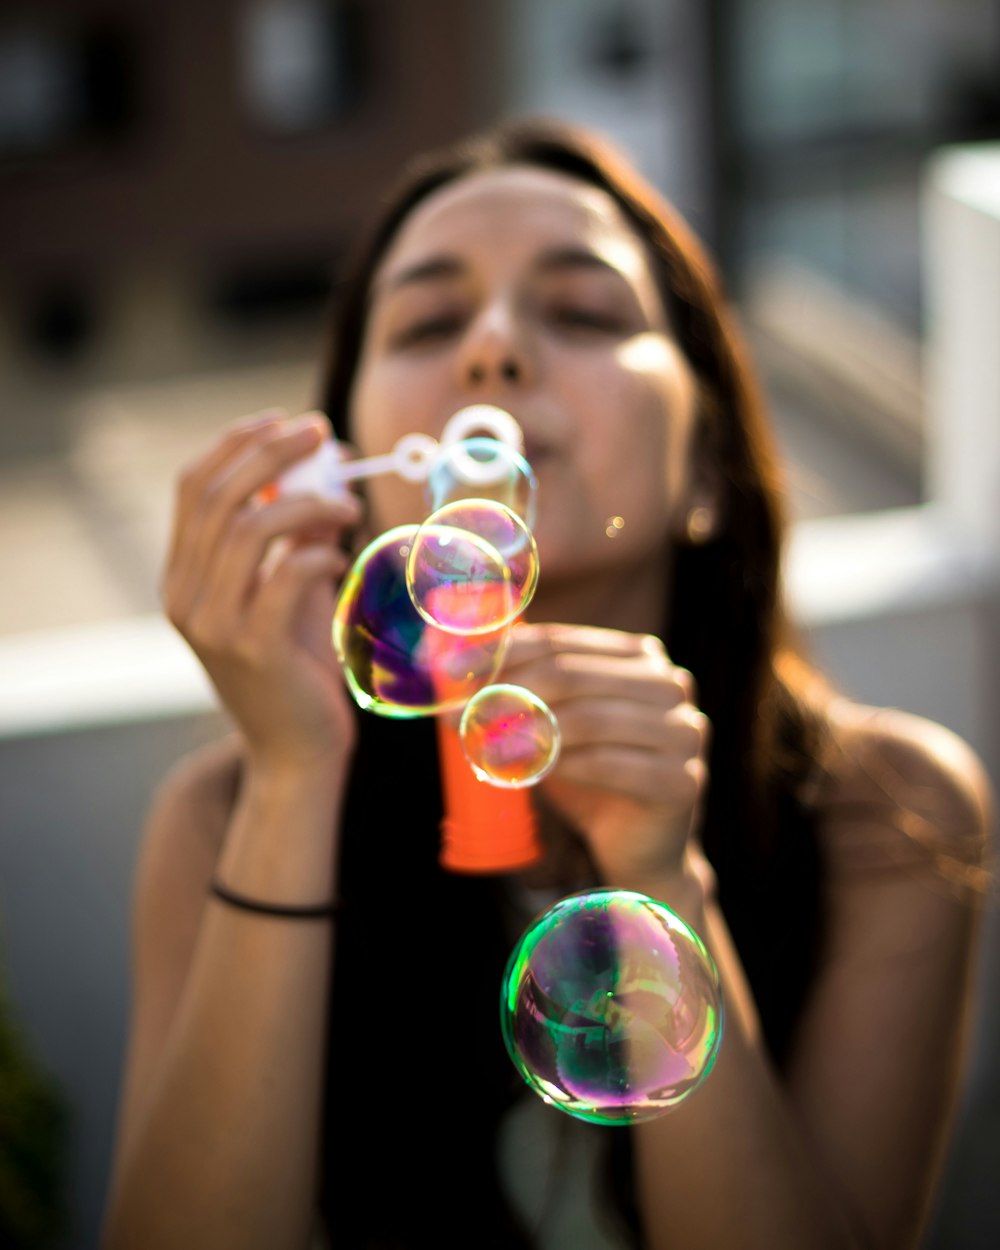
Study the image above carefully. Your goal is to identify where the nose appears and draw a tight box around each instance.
[468,359,520,385]
[457,299,534,392]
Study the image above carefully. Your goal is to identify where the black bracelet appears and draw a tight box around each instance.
[209,879,341,920]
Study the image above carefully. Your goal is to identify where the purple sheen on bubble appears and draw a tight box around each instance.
[332,525,510,718]
[500,889,724,1124]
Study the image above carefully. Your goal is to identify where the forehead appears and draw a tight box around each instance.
[375,165,655,286]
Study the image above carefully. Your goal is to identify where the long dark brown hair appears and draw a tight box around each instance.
[318,117,833,1249]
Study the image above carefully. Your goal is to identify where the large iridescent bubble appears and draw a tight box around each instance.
[405,499,538,636]
[501,889,724,1124]
[332,525,510,717]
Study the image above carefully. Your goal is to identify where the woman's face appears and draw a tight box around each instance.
[348,165,701,593]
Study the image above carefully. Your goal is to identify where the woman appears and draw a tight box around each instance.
[102,118,993,1250]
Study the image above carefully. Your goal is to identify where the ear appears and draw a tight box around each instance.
[672,423,723,546]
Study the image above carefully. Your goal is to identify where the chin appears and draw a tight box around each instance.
[534,522,627,574]
[530,545,606,597]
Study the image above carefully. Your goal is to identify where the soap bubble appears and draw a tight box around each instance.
[332,525,510,717]
[404,518,512,637]
[406,500,538,635]
[460,683,560,788]
[427,436,538,529]
[501,889,724,1125]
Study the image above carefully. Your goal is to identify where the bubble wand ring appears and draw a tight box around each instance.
[273,404,524,500]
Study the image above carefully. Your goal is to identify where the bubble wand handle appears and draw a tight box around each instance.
[333,433,439,483]
[331,404,524,486]
[436,714,542,874]
[274,405,524,500]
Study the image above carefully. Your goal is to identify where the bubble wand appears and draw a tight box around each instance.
[282,405,545,874]
[272,404,526,499]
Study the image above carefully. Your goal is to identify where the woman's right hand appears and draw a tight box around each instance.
[162,409,363,778]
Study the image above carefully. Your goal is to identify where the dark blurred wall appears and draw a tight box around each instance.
[0,0,502,344]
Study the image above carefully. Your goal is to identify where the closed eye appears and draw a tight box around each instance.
[394,314,464,346]
[549,306,628,333]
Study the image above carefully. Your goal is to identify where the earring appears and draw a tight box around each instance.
[685,505,714,544]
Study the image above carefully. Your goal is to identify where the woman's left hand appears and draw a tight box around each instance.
[500,623,711,890]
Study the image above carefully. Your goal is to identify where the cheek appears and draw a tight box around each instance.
[348,365,399,459]
[614,336,696,490]
[348,357,462,499]
[348,361,448,535]
[364,477,427,535]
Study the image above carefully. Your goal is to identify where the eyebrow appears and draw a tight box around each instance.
[377,244,629,300]
[535,245,626,278]
[379,255,465,297]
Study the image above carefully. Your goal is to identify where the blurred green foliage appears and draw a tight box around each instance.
[0,961,70,1249]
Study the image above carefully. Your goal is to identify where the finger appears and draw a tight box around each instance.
[167,490,345,630]
[503,650,691,712]
[199,494,360,625]
[194,413,329,534]
[171,416,330,608]
[507,622,659,664]
[164,411,285,575]
[165,440,355,630]
[554,699,709,756]
[172,409,290,515]
[550,743,708,805]
[249,541,349,643]
[504,623,701,707]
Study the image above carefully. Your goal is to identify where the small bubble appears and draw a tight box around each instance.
[460,683,560,788]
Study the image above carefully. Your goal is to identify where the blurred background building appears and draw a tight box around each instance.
[0,2,998,1247]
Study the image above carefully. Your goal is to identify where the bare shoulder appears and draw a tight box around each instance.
[789,705,992,1250]
[148,731,246,844]
[108,734,249,1171]
[133,732,246,921]
[819,698,995,882]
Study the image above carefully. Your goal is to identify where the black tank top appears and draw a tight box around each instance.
[319,707,824,1247]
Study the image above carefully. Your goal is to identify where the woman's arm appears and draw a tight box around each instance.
[781,706,993,1247]
[631,862,862,1249]
[102,746,345,1250]
[502,625,992,1249]
[102,411,361,1250]
[631,708,992,1250]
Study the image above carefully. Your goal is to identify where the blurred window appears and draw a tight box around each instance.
[713,0,1000,519]
[726,0,1000,330]
[239,0,366,134]
[0,17,137,162]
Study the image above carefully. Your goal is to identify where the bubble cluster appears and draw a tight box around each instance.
[501,889,724,1125]
[460,683,561,789]
[332,427,557,788]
